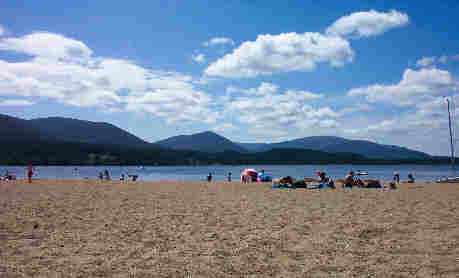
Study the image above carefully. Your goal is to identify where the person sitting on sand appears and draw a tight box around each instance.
[343,171,355,188]
[407,173,415,183]
[317,171,329,183]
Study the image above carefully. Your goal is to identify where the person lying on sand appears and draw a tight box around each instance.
[279,176,295,185]
[362,179,382,188]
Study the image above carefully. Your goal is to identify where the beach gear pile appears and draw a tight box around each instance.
[241,169,272,183]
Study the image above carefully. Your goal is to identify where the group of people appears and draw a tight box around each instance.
[342,171,415,189]
[98,169,111,181]
[1,169,16,182]
[275,171,336,189]
[98,169,139,182]
[1,165,34,183]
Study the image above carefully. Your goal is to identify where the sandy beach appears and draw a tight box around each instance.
[0,179,458,277]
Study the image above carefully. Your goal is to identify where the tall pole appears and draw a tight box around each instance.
[447,98,456,174]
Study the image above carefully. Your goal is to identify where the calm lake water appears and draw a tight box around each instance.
[1,164,456,183]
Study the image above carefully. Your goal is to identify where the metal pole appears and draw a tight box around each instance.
[447,98,456,174]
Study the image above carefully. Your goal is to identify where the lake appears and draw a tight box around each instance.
[1,164,455,183]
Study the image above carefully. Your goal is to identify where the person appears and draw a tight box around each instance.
[258,170,265,178]
[27,164,34,183]
[120,174,125,181]
[227,172,232,182]
[393,172,400,184]
[407,173,415,183]
[98,172,104,180]
[104,169,110,181]
[207,173,212,182]
[343,171,355,188]
[279,176,295,186]
[317,171,329,183]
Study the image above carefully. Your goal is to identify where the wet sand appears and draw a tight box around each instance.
[1,179,458,277]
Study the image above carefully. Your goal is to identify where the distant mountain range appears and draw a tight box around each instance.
[0,114,151,148]
[0,113,438,165]
[155,131,247,153]
[155,132,431,160]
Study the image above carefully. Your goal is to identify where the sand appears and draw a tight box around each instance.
[0,179,458,278]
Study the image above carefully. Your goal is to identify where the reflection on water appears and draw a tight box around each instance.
[0,164,454,182]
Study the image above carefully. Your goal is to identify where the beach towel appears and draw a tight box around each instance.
[307,182,328,190]
[272,184,296,189]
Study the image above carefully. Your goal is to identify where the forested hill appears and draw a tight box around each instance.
[0,113,438,165]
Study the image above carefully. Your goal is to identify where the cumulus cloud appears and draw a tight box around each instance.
[326,10,409,38]
[348,67,455,106]
[416,56,437,67]
[343,67,459,154]
[416,55,459,67]
[223,83,337,134]
[205,32,353,78]
[0,99,34,106]
[191,53,206,64]
[0,32,92,60]
[0,32,217,124]
[203,37,234,47]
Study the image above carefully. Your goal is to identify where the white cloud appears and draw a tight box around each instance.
[416,55,459,67]
[223,83,337,133]
[212,123,235,133]
[0,99,34,106]
[326,10,409,38]
[348,67,455,106]
[0,32,92,60]
[203,37,234,47]
[205,32,353,78]
[0,32,218,124]
[343,67,459,154]
[416,56,437,67]
[191,53,206,64]
[0,25,5,36]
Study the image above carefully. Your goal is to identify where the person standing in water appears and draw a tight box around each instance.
[227,172,232,182]
[207,173,212,182]
[27,164,34,183]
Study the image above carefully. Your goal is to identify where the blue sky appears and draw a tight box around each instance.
[0,0,458,155]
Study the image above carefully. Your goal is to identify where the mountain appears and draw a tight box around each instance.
[237,142,273,152]
[0,114,434,164]
[0,114,56,142]
[239,136,430,160]
[155,131,248,153]
[27,117,150,148]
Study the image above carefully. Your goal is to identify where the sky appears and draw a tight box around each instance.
[0,0,458,155]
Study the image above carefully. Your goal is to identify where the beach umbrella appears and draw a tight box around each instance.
[241,169,257,182]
